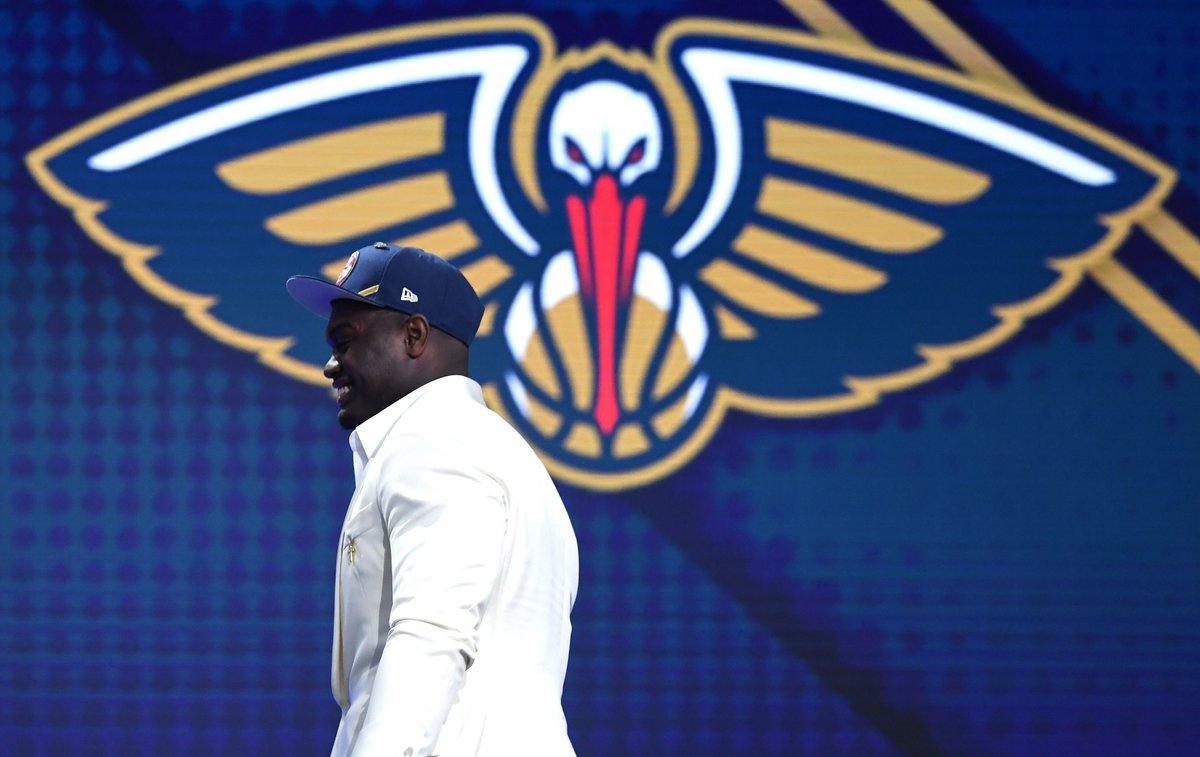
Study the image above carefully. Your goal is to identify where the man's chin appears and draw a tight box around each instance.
[336,406,359,430]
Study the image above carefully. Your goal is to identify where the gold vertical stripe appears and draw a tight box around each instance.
[563,422,602,458]
[758,176,943,253]
[544,295,594,411]
[652,336,693,400]
[482,380,562,440]
[699,259,821,318]
[1090,259,1200,373]
[521,332,563,400]
[765,119,989,204]
[775,0,868,44]
[651,391,691,439]
[1140,209,1200,282]
[733,224,887,294]
[713,305,757,340]
[458,256,513,298]
[265,171,453,245]
[613,423,651,458]
[216,113,445,194]
[392,220,479,261]
[523,391,564,438]
[619,296,669,411]
[879,0,1032,96]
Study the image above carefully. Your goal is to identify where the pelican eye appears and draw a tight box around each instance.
[564,137,586,165]
[624,138,646,167]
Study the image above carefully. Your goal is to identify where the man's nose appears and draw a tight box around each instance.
[323,354,340,379]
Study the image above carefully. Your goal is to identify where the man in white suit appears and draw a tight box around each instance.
[287,243,579,756]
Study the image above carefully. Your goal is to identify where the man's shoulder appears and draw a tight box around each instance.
[404,383,514,440]
[437,399,542,468]
[380,382,545,473]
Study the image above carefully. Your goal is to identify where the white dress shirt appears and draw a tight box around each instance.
[330,375,578,756]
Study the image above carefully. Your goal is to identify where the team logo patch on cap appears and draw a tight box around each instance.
[334,250,359,286]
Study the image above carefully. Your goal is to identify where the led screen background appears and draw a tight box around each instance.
[2,0,1199,754]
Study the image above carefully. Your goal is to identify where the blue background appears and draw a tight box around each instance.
[2,0,1199,754]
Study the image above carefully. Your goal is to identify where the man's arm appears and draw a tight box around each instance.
[353,450,507,756]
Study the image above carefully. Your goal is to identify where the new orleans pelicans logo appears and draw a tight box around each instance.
[28,14,1178,489]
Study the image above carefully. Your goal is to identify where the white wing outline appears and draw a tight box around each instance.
[88,45,542,255]
[672,47,1116,258]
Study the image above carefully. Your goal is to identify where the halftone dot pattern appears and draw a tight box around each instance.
[3,1,1200,755]
[2,9,341,754]
[970,0,1200,190]
[687,240,1200,752]
[565,500,893,754]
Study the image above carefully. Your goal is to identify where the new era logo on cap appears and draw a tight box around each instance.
[401,287,419,303]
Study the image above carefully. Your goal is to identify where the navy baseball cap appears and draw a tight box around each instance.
[286,242,484,346]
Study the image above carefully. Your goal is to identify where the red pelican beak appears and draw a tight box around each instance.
[566,173,647,436]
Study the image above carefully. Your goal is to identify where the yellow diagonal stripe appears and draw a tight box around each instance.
[217,113,445,195]
[699,258,820,318]
[521,331,563,400]
[1140,209,1200,282]
[758,176,943,253]
[734,224,887,294]
[619,295,668,412]
[879,0,1033,96]
[265,171,453,245]
[775,0,867,44]
[766,119,990,205]
[1090,258,1200,373]
[545,295,594,412]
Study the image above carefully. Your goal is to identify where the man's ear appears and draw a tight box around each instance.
[403,314,430,358]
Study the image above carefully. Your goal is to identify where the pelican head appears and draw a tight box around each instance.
[545,80,665,436]
[548,79,663,187]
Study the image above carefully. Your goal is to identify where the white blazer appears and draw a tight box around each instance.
[330,376,578,756]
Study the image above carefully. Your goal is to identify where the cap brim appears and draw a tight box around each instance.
[285,275,379,318]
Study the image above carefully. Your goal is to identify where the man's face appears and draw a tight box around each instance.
[323,300,413,430]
